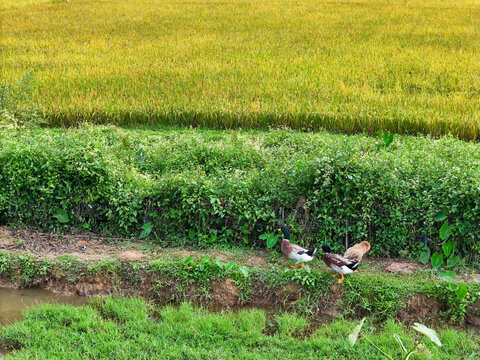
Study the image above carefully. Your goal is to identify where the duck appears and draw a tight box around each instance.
[76,240,88,252]
[279,225,317,270]
[320,241,371,283]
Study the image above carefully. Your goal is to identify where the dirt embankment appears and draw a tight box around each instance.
[1,227,479,328]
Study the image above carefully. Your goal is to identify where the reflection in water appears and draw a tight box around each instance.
[0,287,88,326]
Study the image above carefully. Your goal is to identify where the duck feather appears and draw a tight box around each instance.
[343,241,371,263]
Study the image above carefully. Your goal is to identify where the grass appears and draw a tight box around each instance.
[2,0,480,139]
[1,298,479,359]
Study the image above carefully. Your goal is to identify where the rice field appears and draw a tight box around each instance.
[2,0,480,139]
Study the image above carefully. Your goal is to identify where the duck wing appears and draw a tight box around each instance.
[323,253,358,271]
[289,243,317,257]
[343,241,371,263]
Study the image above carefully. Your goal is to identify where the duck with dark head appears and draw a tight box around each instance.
[319,241,371,283]
[278,225,317,270]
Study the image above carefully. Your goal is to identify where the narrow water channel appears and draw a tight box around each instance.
[0,287,88,325]
[0,287,88,359]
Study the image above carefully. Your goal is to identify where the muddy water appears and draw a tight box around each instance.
[0,287,88,326]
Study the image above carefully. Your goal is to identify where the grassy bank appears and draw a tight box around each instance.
[0,250,479,324]
[2,0,480,138]
[1,126,480,261]
[1,298,479,359]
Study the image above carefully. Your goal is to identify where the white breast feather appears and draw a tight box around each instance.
[289,252,314,262]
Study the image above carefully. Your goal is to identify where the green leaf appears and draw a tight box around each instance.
[438,270,456,282]
[441,240,456,257]
[446,254,460,268]
[457,221,468,236]
[415,343,433,360]
[393,334,407,353]
[188,229,195,240]
[412,323,442,347]
[259,234,268,240]
[215,257,223,269]
[266,233,279,248]
[439,221,453,241]
[53,208,69,223]
[430,252,443,269]
[225,261,234,272]
[183,256,193,265]
[434,210,448,222]
[455,283,468,300]
[139,222,152,239]
[419,247,430,265]
[348,317,366,346]
[239,265,249,278]
[382,131,394,148]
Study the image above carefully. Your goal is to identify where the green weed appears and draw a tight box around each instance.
[0,72,43,129]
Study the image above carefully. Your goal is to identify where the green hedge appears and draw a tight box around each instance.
[1,126,480,261]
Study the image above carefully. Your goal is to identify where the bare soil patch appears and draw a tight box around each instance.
[0,228,18,247]
[320,283,343,319]
[0,227,273,271]
[245,256,267,267]
[466,301,480,327]
[396,295,443,323]
[384,262,419,274]
[1,227,127,261]
[117,251,144,261]
[212,278,239,307]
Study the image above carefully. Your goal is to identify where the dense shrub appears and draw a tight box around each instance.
[1,126,479,261]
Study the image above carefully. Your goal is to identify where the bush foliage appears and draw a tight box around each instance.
[1,126,480,260]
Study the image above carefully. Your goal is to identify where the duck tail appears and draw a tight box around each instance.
[343,241,371,262]
[345,261,359,271]
[307,248,317,257]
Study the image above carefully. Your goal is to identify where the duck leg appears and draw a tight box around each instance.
[299,262,304,270]
[337,273,345,284]
[290,264,299,269]
[331,273,338,277]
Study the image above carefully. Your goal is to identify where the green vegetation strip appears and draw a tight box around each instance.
[2,0,480,139]
[1,126,480,262]
[0,251,478,324]
[1,298,479,359]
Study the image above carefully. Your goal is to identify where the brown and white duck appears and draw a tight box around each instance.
[320,241,371,283]
[279,225,317,270]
